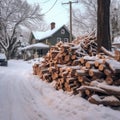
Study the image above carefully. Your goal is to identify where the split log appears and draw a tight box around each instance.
[66,77,77,83]
[61,45,70,53]
[105,59,120,74]
[43,73,52,82]
[88,94,120,106]
[61,71,69,78]
[89,69,104,78]
[51,72,59,80]
[78,76,91,83]
[64,55,70,62]
[115,49,120,61]
[90,81,120,96]
[77,86,109,95]
[98,64,106,71]
[105,76,113,85]
[85,61,95,69]
[104,69,112,76]
[72,59,80,66]
[71,54,76,60]
[94,59,105,68]
[49,66,57,73]
[76,69,88,76]
[101,46,115,58]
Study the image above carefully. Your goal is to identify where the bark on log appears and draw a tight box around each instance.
[89,69,104,78]
[88,94,120,106]
[105,59,120,74]
[90,81,120,96]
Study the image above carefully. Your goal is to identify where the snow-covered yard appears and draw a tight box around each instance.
[0,60,120,120]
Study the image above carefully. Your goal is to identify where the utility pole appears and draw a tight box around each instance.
[62,1,78,42]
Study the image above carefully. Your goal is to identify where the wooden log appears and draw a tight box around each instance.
[61,45,70,53]
[51,51,59,58]
[41,68,49,74]
[77,86,109,95]
[104,69,112,76]
[105,76,113,85]
[105,76,119,85]
[71,54,76,60]
[79,57,85,65]
[89,69,104,78]
[61,71,69,78]
[101,46,115,58]
[76,69,88,76]
[72,59,80,66]
[105,59,120,74]
[88,94,120,106]
[43,73,52,82]
[85,61,95,69]
[64,55,70,62]
[98,64,106,71]
[66,77,77,83]
[78,76,91,83]
[85,89,92,97]
[115,49,120,61]
[90,81,120,96]
[52,72,59,80]
[49,66,57,73]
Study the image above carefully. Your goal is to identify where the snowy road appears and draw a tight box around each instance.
[0,60,60,120]
[0,60,120,120]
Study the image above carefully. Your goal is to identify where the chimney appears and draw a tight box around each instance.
[51,22,55,30]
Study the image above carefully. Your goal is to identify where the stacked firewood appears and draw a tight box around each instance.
[33,36,120,107]
[72,34,97,56]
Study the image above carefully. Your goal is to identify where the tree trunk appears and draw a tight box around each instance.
[97,0,111,52]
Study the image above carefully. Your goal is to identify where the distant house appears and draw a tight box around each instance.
[112,36,120,49]
[19,43,49,60]
[29,22,75,45]
[20,22,75,60]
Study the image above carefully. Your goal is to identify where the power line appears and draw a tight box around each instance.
[41,0,50,4]
[41,0,58,15]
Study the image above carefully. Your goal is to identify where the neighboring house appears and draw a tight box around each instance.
[20,22,75,60]
[18,43,49,60]
[29,22,75,45]
[112,36,120,49]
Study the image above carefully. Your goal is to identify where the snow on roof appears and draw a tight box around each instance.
[20,43,49,50]
[32,25,65,41]
[112,36,120,44]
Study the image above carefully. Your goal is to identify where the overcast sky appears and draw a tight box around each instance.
[27,0,80,27]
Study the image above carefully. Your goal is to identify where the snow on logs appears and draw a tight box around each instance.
[33,36,120,107]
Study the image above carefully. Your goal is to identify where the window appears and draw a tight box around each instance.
[46,39,48,44]
[64,38,68,43]
[32,39,36,44]
[61,29,65,34]
[57,37,61,42]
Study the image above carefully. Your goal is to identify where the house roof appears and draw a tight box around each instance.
[20,43,49,50]
[32,25,71,41]
[112,36,120,45]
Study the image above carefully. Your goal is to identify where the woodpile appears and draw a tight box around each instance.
[33,35,120,107]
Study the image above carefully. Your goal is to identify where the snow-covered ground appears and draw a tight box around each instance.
[0,59,120,120]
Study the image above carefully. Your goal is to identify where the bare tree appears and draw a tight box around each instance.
[72,0,97,36]
[0,0,43,59]
[73,0,120,39]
